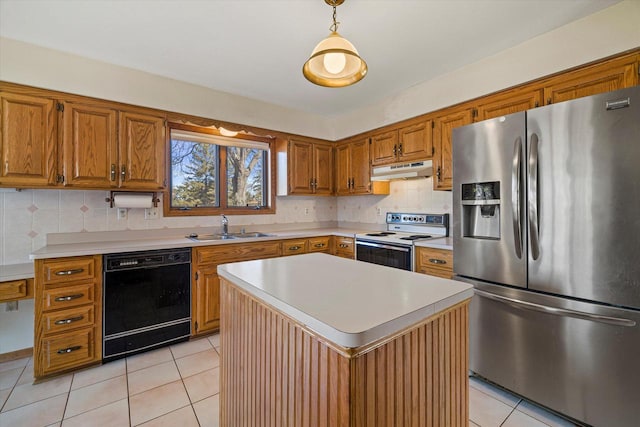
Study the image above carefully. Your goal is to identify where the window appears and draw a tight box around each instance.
[165,124,275,216]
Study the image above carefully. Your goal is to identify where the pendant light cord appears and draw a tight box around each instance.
[330,3,340,32]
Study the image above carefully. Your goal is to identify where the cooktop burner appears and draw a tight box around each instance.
[399,234,433,241]
[365,232,397,237]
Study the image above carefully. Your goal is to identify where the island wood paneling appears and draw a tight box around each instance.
[220,277,469,426]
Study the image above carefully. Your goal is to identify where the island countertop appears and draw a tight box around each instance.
[217,253,473,348]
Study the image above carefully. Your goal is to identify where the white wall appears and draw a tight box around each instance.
[0,37,334,140]
[332,0,640,138]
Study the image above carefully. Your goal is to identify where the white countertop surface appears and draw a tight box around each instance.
[414,236,453,250]
[217,253,472,349]
[29,228,362,260]
[0,263,34,281]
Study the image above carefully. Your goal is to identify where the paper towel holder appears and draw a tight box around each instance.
[105,191,160,208]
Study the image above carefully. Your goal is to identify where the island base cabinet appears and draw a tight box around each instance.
[220,278,469,427]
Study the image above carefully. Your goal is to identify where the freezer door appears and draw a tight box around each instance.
[527,86,640,310]
[453,112,526,287]
[466,279,640,427]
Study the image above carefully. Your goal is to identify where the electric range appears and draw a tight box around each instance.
[355,212,449,271]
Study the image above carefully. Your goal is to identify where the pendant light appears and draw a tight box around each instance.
[302,0,367,87]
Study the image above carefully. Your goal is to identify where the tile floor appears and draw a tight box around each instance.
[0,334,578,427]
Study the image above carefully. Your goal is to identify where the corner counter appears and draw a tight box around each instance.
[217,253,473,426]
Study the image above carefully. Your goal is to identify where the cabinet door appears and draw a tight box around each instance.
[398,120,432,162]
[433,109,472,191]
[350,138,372,194]
[194,266,221,334]
[543,55,639,105]
[118,111,165,190]
[62,102,117,188]
[0,92,57,187]
[474,87,543,122]
[313,143,333,195]
[335,143,351,195]
[370,130,398,166]
[288,139,314,194]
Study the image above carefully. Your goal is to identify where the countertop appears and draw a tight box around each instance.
[0,263,34,281]
[217,253,472,348]
[29,227,453,259]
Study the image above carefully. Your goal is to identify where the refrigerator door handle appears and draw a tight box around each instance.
[474,289,636,327]
[512,137,523,259]
[528,133,540,260]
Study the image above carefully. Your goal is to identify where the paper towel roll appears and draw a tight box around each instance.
[112,193,154,209]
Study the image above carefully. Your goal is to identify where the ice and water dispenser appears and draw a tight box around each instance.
[461,181,500,239]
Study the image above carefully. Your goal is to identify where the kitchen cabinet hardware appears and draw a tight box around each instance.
[339,244,349,248]
[54,294,84,302]
[314,243,325,248]
[110,164,116,181]
[56,174,65,183]
[428,258,447,265]
[398,143,403,154]
[288,246,302,251]
[393,144,398,156]
[57,345,82,354]
[120,165,126,181]
[55,268,85,276]
[54,315,84,325]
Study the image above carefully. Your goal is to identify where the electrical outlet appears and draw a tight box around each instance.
[117,208,127,220]
[376,207,382,216]
[305,208,309,215]
[145,207,159,220]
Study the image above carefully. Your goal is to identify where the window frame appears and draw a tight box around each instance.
[163,123,276,217]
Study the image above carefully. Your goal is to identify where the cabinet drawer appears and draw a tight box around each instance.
[42,305,95,335]
[42,283,95,311]
[195,241,281,264]
[41,328,97,375]
[416,247,453,273]
[41,257,96,285]
[0,279,28,301]
[334,237,354,258]
[307,236,331,253]
[281,239,308,256]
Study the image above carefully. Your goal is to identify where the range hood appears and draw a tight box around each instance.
[370,160,433,181]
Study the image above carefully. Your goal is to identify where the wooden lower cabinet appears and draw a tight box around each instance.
[34,255,102,379]
[333,236,355,259]
[192,241,281,335]
[307,236,331,253]
[0,278,33,302]
[220,278,469,426]
[416,246,453,279]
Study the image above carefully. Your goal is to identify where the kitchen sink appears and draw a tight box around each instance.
[186,232,274,241]
[186,233,238,241]
[230,232,274,238]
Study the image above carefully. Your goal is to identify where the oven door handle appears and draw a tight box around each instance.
[356,241,411,252]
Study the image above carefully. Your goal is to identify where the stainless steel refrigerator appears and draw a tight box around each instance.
[452,86,640,427]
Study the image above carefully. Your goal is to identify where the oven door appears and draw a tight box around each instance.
[356,240,413,271]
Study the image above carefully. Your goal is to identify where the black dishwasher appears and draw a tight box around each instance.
[103,248,191,362]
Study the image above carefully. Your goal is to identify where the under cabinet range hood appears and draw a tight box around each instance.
[370,160,433,181]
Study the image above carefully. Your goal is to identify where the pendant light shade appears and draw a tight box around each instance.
[303,0,367,87]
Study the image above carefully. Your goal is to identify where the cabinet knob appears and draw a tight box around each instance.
[428,258,447,265]
[110,164,116,181]
[57,345,82,354]
[289,246,301,251]
[54,315,84,325]
[54,293,84,302]
[55,268,84,276]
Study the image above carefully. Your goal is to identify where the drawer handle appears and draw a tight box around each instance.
[314,243,325,248]
[57,345,82,355]
[54,294,84,302]
[288,246,301,251]
[339,243,349,248]
[428,258,447,265]
[54,315,84,325]
[55,268,85,276]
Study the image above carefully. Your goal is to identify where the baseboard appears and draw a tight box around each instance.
[0,347,33,363]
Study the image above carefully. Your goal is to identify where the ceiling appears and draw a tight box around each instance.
[0,0,621,117]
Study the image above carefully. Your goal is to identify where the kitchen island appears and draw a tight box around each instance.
[217,253,473,426]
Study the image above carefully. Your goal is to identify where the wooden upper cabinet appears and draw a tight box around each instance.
[433,109,473,191]
[543,54,639,105]
[286,138,333,195]
[62,102,118,188]
[398,120,433,161]
[0,92,57,187]
[118,111,165,190]
[474,87,543,122]
[313,143,333,195]
[370,130,398,166]
[335,143,351,196]
[350,138,372,194]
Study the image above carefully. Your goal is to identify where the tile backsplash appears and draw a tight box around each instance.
[0,178,450,265]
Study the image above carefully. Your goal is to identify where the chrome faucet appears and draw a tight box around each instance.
[221,214,229,235]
